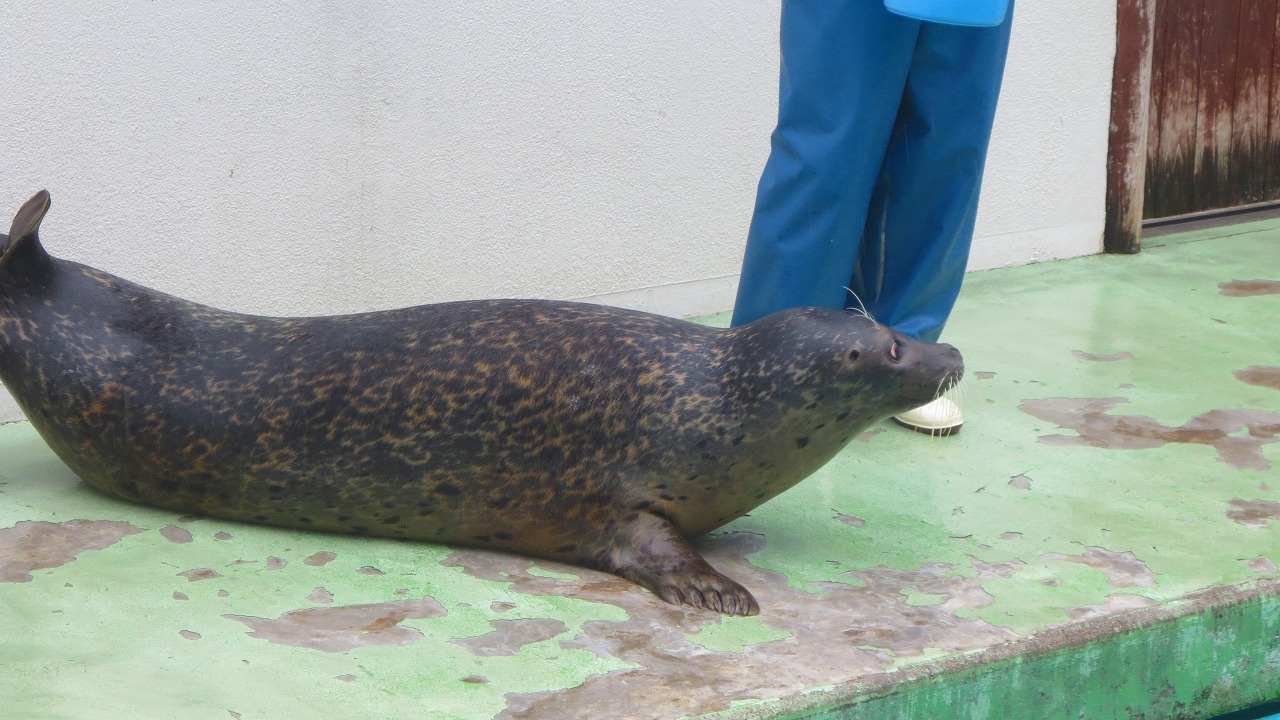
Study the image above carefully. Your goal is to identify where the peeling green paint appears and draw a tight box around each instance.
[900,588,947,607]
[685,616,793,653]
[526,565,583,581]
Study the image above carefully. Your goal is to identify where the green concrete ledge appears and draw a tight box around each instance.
[722,580,1280,719]
[1,220,1279,719]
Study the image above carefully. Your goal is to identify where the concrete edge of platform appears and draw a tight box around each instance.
[701,577,1280,720]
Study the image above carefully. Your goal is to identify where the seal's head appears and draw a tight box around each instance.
[657,307,965,540]
[722,307,964,454]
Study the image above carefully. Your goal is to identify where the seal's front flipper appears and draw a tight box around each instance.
[604,513,759,616]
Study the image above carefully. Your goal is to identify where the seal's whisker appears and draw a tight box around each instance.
[922,371,966,442]
[932,372,951,403]
[943,373,966,408]
[951,374,968,436]
[930,373,952,443]
[842,287,878,327]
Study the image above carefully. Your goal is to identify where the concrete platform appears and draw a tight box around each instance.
[2,219,1279,719]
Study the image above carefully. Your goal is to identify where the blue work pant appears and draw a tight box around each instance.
[731,0,1014,342]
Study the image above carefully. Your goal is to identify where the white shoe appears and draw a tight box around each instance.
[893,397,963,436]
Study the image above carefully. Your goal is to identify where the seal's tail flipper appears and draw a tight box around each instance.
[1,190,53,272]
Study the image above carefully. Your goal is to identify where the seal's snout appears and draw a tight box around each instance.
[931,340,963,367]
[936,343,966,393]
[938,342,963,371]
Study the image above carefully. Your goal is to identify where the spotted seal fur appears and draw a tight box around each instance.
[0,191,963,615]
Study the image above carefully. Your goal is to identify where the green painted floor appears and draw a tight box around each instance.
[2,219,1279,719]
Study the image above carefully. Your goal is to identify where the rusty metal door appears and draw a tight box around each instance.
[1144,0,1280,220]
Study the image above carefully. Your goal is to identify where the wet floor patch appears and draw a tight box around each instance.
[1244,557,1279,574]
[451,619,571,657]
[1020,397,1280,471]
[1235,366,1280,391]
[1219,279,1280,296]
[305,551,337,566]
[225,597,448,652]
[159,524,193,543]
[1226,499,1280,528]
[1042,547,1157,588]
[835,512,866,527]
[0,519,144,582]
[1062,593,1159,621]
[1072,351,1134,363]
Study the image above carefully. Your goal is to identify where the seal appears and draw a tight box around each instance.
[0,191,963,615]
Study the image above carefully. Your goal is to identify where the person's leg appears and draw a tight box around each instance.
[849,10,1014,343]
[731,0,921,328]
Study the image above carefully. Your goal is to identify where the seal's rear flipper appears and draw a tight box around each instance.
[603,513,760,616]
[1,190,52,273]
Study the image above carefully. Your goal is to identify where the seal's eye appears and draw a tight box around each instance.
[847,349,860,362]
[889,340,901,361]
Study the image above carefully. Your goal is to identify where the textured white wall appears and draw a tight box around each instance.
[0,1,1114,423]
[970,1,1115,270]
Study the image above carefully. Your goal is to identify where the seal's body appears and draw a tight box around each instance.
[0,191,962,615]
